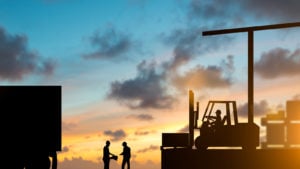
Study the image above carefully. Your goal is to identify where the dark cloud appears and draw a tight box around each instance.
[188,0,300,25]
[188,0,244,26]
[103,129,126,141]
[107,0,242,111]
[127,113,154,121]
[82,27,132,60]
[60,146,70,153]
[161,28,201,71]
[241,0,300,22]
[108,60,176,109]
[255,48,300,79]
[158,24,234,94]
[237,100,271,117]
[108,29,234,109]
[137,145,159,153]
[161,26,233,71]
[0,27,56,81]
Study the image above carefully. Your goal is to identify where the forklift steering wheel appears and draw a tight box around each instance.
[204,116,216,125]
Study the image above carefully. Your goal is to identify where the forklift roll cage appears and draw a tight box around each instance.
[201,101,238,127]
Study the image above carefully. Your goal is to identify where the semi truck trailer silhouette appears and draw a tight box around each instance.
[2,86,61,169]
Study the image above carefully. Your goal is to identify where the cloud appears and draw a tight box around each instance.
[60,146,70,153]
[103,129,126,141]
[161,27,202,71]
[188,0,244,26]
[255,47,300,79]
[237,100,271,117]
[171,65,231,91]
[82,27,132,60]
[159,19,235,93]
[62,121,77,132]
[161,26,234,71]
[137,145,159,153]
[221,55,235,76]
[127,114,154,121]
[108,30,234,109]
[134,130,155,136]
[188,0,300,25]
[240,0,300,22]
[0,27,56,81]
[108,60,176,109]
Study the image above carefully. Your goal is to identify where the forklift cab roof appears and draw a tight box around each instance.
[202,100,238,126]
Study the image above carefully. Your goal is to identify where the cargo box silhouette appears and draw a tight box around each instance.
[261,100,300,148]
[1,86,61,166]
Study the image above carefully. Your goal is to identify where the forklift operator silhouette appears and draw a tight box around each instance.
[207,109,227,130]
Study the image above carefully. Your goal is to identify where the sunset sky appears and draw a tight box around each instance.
[2,0,300,169]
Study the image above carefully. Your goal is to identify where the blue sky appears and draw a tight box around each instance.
[2,0,300,169]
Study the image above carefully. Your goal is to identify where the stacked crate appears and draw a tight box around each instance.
[286,101,300,147]
[261,101,300,148]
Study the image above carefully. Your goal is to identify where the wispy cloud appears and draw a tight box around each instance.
[134,130,155,136]
[82,27,133,61]
[127,114,154,121]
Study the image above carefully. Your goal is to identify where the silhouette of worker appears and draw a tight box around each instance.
[120,141,131,169]
[214,109,222,127]
[103,140,117,169]
[209,109,226,129]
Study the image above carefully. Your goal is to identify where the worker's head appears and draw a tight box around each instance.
[106,140,110,146]
[122,141,127,147]
[215,109,221,115]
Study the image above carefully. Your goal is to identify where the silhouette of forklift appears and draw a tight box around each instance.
[162,22,300,152]
[194,100,259,150]
[194,22,300,150]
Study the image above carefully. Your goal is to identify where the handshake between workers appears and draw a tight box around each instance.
[103,141,131,169]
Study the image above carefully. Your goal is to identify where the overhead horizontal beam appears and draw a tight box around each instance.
[202,22,300,36]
